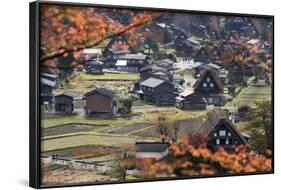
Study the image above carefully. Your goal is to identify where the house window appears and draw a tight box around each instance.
[219,130,226,136]
[203,82,207,87]
[207,77,210,82]
[214,132,217,137]
[228,132,231,136]
[216,139,220,145]
[210,83,214,87]
[208,97,213,103]
[226,138,229,145]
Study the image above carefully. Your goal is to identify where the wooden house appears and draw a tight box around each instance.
[191,62,204,78]
[190,23,208,37]
[175,89,207,110]
[83,48,102,61]
[225,16,246,31]
[156,59,174,70]
[137,77,177,106]
[198,63,221,77]
[41,78,56,106]
[133,65,172,92]
[225,16,259,39]
[172,74,185,85]
[195,108,248,151]
[102,48,131,67]
[41,73,58,82]
[84,60,104,74]
[84,88,117,117]
[106,35,128,49]
[194,47,212,64]
[193,68,224,106]
[135,142,169,159]
[151,71,171,81]
[174,40,198,57]
[54,93,75,113]
[115,53,148,73]
[139,65,170,81]
[228,62,245,85]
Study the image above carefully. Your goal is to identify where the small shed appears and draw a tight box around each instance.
[175,89,207,110]
[84,88,116,117]
[84,60,104,74]
[54,92,76,113]
[135,142,170,159]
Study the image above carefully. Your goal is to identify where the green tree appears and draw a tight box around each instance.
[144,37,160,59]
[247,100,272,153]
[119,97,134,115]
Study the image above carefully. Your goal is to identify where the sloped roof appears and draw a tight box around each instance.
[200,63,221,70]
[84,87,115,98]
[179,89,194,97]
[120,53,147,60]
[140,65,168,73]
[41,73,58,79]
[193,68,224,92]
[41,78,56,87]
[196,108,248,144]
[152,71,167,76]
[158,59,174,65]
[140,77,165,88]
[87,60,104,65]
[83,48,101,54]
[194,47,212,60]
[107,48,131,55]
[191,62,204,69]
[115,60,127,66]
[136,142,169,152]
[55,92,76,98]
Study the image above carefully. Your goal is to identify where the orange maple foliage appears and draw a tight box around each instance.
[40,5,161,67]
[138,137,272,178]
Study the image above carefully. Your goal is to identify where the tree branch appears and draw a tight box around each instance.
[41,19,151,65]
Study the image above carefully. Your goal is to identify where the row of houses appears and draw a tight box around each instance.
[134,64,225,109]
[42,87,116,118]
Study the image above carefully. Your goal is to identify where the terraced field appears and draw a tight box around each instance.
[41,134,151,152]
[226,85,271,108]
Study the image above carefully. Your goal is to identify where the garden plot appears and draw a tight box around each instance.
[104,123,151,135]
[41,134,149,152]
[226,86,271,108]
[42,123,105,137]
[42,145,119,159]
[132,118,205,138]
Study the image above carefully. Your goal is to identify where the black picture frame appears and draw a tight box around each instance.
[30,1,274,188]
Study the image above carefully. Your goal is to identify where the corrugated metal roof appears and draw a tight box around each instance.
[83,48,102,54]
[41,78,56,87]
[120,53,147,60]
[140,77,165,88]
[136,142,169,152]
[84,87,115,98]
[115,60,127,66]
[55,92,76,98]
[180,89,194,97]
